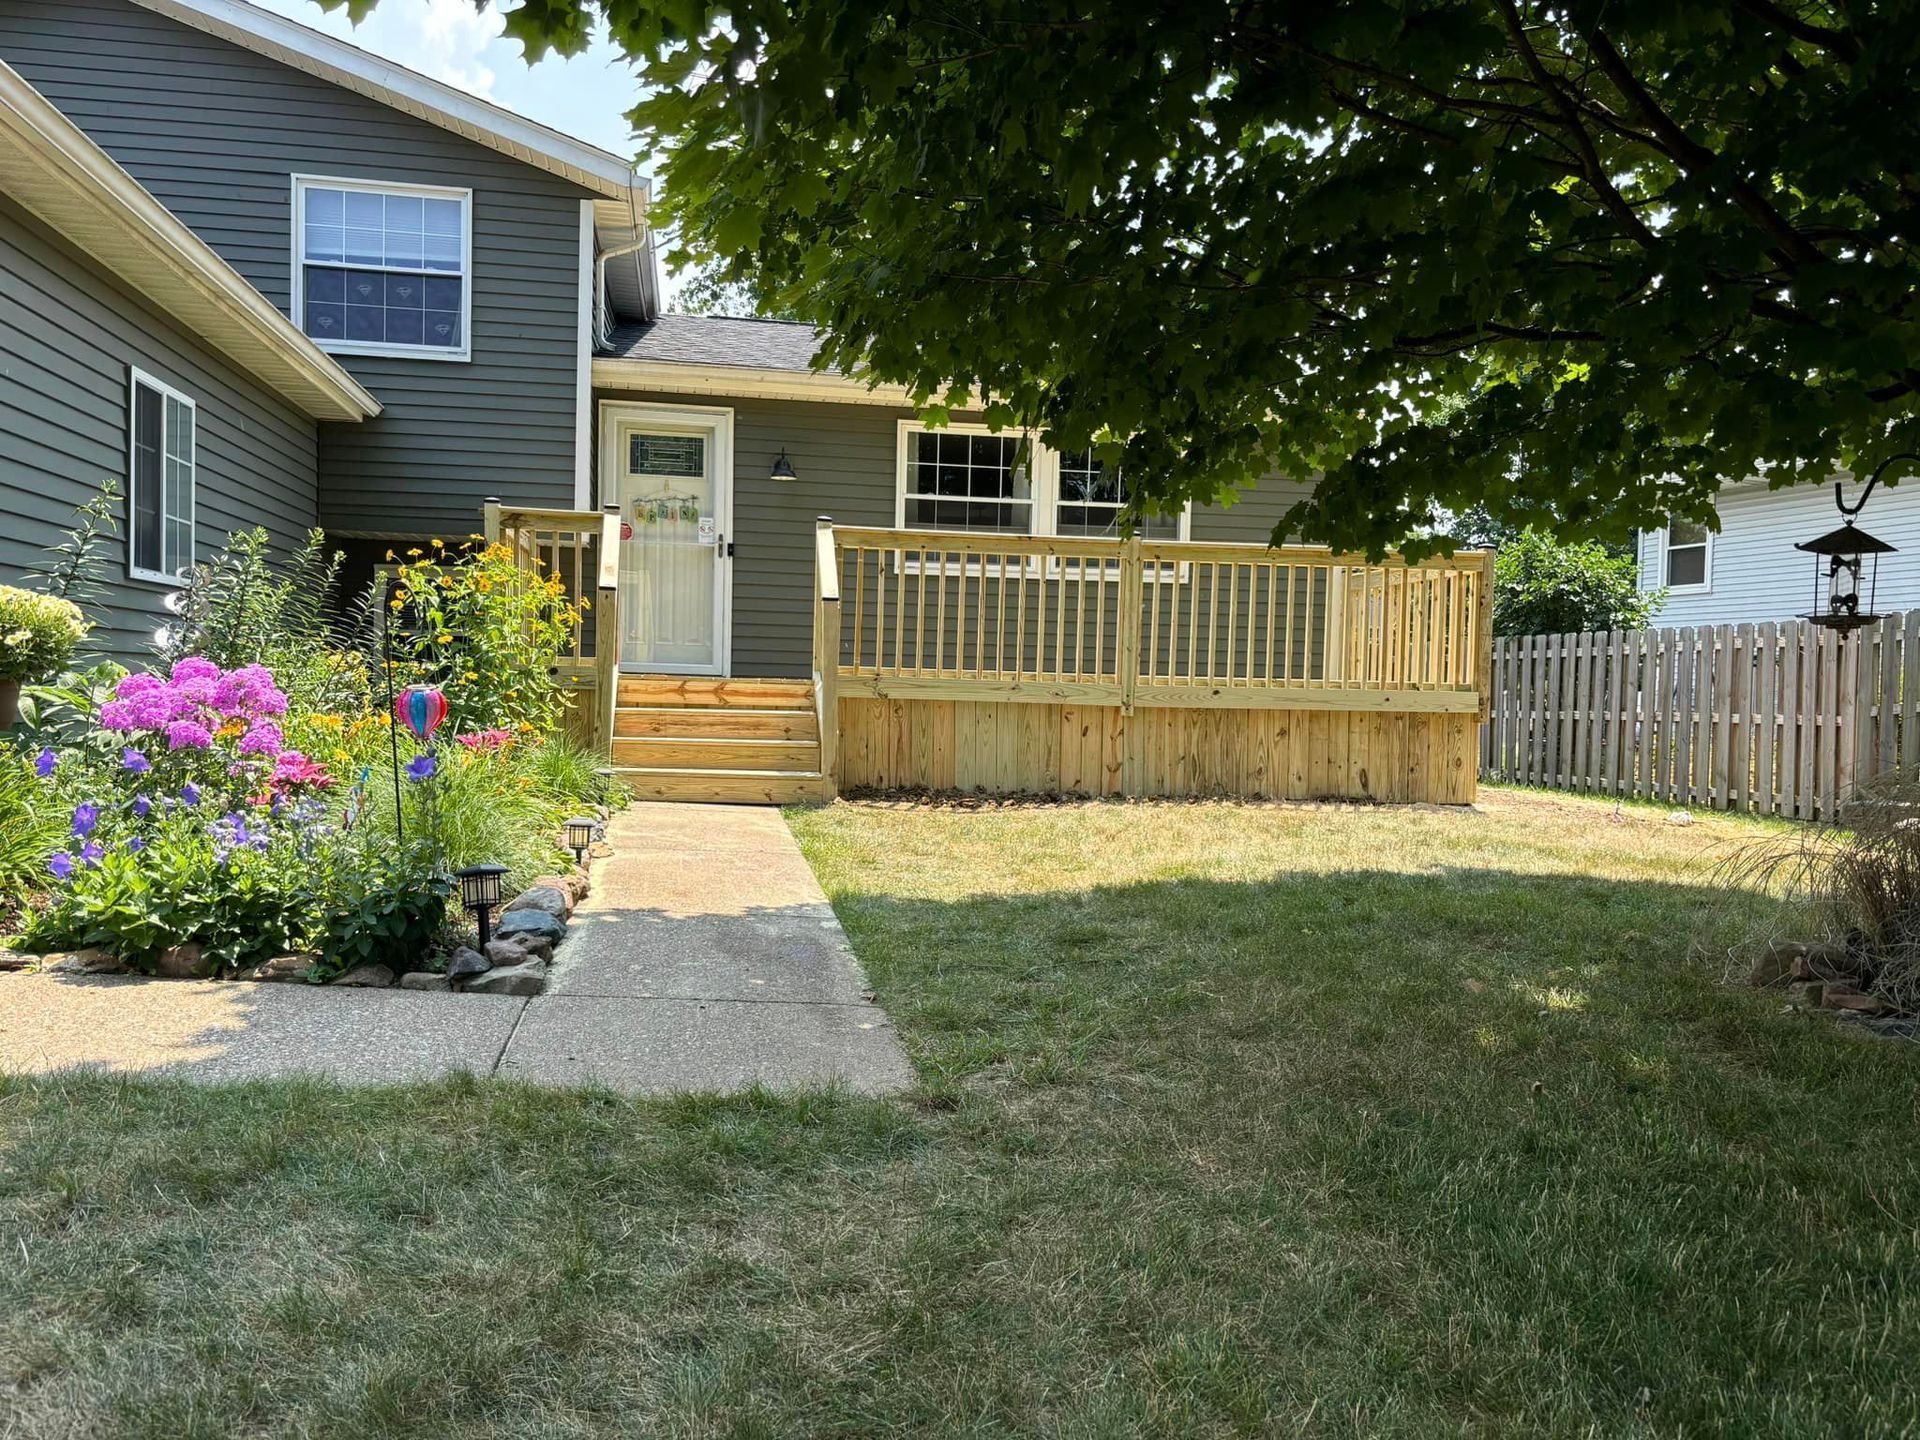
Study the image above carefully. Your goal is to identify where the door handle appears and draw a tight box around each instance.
[718,538,736,558]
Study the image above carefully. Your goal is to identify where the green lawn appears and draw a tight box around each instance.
[4,789,1919,1436]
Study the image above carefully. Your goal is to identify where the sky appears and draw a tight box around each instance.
[250,0,646,166]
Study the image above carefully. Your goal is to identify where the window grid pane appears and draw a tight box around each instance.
[132,381,193,578]
[1056,452,1180,539]
[905,429,1033,534]
[300,183,466,352]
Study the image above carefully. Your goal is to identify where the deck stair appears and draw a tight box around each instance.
[610,677,830,804]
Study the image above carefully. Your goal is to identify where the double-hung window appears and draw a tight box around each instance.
[294,177,470,359]
[128,369,195,583]
[896,422,1189,540]
[1055,451,1184,540]
[1662,520,1711,589]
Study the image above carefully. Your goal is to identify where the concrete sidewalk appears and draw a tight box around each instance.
[0,804,913,1096]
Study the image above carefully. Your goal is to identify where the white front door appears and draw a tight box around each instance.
[604,404,733,674]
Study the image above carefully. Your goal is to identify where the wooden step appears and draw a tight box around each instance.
[613,767,832,806]
[614,707,820,741]
[617,676,814,710]
[612,737,821,772]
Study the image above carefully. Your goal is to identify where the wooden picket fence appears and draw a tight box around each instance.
[1480,612,1920,819]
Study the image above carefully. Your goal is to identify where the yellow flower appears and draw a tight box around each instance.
[407,548,424,558]
[579,598,591,612]
[431,538,445,549]
[385,549,397,562]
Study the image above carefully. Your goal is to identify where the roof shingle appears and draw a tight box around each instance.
[601,313,833,372]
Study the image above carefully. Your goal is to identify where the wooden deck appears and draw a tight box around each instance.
[486,505,1493,805]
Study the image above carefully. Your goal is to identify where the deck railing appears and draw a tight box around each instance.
[816,526,1493,717]
[482,500,622,754]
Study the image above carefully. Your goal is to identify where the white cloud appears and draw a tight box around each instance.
[253,0,502,98]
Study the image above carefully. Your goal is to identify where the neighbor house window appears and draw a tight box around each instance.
[294,177,470,359]
[899,425,1035,534]
[1663,520,1711,589]
[1055,452,1184,540]
[128,369,195,583]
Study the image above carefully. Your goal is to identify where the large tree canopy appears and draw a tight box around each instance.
[376,0,1920,555]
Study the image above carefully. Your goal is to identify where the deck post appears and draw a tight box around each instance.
[481,496,502,545]
[594,503,622,757]
[1117,531,1144,714]
[1475,550,1496,722]
[813,517,842,793]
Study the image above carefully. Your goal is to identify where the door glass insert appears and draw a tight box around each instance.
[620,428,720,670]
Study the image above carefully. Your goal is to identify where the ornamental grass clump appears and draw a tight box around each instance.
[1711,766,1920,1014]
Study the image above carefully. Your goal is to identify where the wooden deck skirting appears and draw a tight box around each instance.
[818,525,1493,803]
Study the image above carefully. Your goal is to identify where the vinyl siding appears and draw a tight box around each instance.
[0,0,594,536]
[595,390,1314,677]
[0,195,318,661]
[1637,479,1920,628]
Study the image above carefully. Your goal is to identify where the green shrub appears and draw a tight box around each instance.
[0,587,89,685]
[318,840,451,978]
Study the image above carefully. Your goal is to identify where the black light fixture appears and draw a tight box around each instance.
[770,448,798,481]
[1796,452,1912,632]
[455,863,509,949]
[565,817,596,866]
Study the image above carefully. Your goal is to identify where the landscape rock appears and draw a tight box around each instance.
[446,947,491,981]
[0,950,34,972]
[1787,980,1825,1008]
[1821,984,1884,1015]
[398,971,451,991]
[1750,940,1803,987]
[531,872,590,902]
[504,885,572,921]
[484,937,538,968]
[239,953,318,983]
[155,942,210,979]
[1790,941,1862,983]
[42,948,126,975]
[495,909,566,946]
[1667,810,1695,826]
[464,959,547,996]
[333,963,395,988]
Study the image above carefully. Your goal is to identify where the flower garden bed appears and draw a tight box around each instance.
[1,521,619,992]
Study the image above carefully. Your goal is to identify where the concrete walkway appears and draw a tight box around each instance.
[0,804,913,1096]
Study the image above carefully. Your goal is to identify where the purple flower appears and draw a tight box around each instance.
[169,657,220,686]
[122,748,151,774]
[165,720,213,751]
[405,754,437,782]
[179,782,201,807]
[126,835,146,853]
[71,803,99,839]
[79,841,104,868]
[47,852,73,880]
[132,794,152,818]
[238,721,284,758]
[34,748,56,779]
[99,700,136,731]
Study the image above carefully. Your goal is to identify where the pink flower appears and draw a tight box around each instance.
[272,751,333,790]
[170,657,220,686]
[238,721,285,758]
[99,700,137,731]
[165,719,214,751]
[215,664,287,718]
[456,728,513,751]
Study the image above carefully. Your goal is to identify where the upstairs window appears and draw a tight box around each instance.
[128,369,195,583]
[1663,520,1711,589]
[294,177,470,360]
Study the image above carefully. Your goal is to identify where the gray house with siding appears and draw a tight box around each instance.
[2,0,1430,805]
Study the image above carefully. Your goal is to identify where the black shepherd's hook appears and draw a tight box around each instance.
[1837,451,1920,518]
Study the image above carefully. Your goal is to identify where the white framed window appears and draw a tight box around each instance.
[292,176,471,361]
[127,368,195,584]
[894,422,1190,540]
[1662,520,1712,590]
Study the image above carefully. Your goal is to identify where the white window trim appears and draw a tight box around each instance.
[126,367,196,587]
[893,419,1192,542]
[290,174,473,363]
[1658,523,1713,593]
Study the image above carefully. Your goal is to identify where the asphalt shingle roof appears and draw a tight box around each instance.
[601,314,833,372]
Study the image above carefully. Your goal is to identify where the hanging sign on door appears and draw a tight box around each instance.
[697,515,717,546]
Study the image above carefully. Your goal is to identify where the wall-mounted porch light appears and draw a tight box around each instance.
[770,448,798,481]
[1796,452,1914,631]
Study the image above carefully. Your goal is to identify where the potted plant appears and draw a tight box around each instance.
[0,586,88,730]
